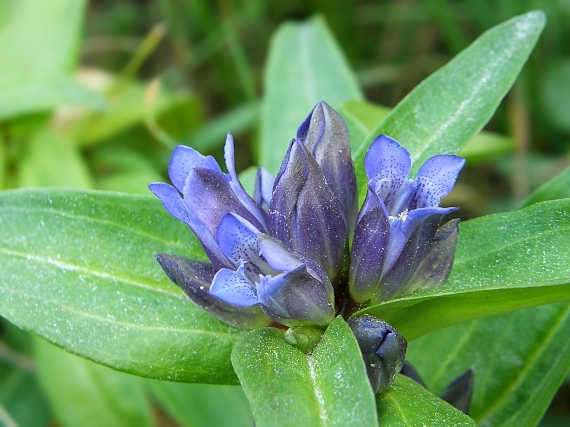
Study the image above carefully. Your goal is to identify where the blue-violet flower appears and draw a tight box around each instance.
[150,101,464,329]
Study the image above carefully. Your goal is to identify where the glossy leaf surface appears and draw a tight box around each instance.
[232,317,378,427]
[376,375,475,426]
[0,189,243,384]
[408,302,570,427]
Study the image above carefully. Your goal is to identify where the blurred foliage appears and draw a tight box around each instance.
[1,0,569,426]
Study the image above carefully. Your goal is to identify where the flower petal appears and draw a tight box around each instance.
[224,133,268,231]
[254,167,274,213]
[149,183,229,268]
[168,145,221,192]
[349,187,390,303]
[297,101,358,230]
[210,264,259,307]
[257,265,335,327]
[364,135,411,207]
[401,218,460,295]
[216,213,276,281]
[154,253,270,329]
[183,167,264,238]
[379,207,456,301]
[269,140,348,279]
[411,154,465,209]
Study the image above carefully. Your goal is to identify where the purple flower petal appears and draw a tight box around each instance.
[168,145,220,192]
[269,140,348,279]
[410,155,465,209]
[254,167,274,213]
[149,183,229,268]
[349,187,390,303]
[216,213,276,281]
[379,207,456,301]
[297,101,358,230]
[224,134,268,231]
[402,218,460,295]
[364,135,411,207]
[210,264,259,307]
[183,167,264,239]
[154,253,270,329]
[257,265,335,327]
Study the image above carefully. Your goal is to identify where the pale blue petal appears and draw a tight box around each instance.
[210,265,258,307]
[411,155,465,209]
[168,145,220,192]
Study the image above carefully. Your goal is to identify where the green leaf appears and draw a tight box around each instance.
[339,100,515,164]
[17,130,94,189]
[232,317,377,427]
[34,339,154,427]
[147,381,253,427]
[260,16,363,174]
[351,11,545,198]
[376,375,476,426]
[357,199,570,340]
[408,302,570,427]
[0,189,243,384]
[0,0,105,119]
[521,166,570,207]
[0,338,51,427]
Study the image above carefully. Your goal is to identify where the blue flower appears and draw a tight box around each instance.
[150,101,464,329]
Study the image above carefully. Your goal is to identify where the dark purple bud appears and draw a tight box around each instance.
[154,253,271,329]
[348,314,407,394]
[349,187,390,303]
[270,140,348,279]
[297,101,358,231]
[439,369,474,415]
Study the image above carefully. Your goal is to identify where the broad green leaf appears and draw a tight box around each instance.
[34,339,154,427]
[260,16,363,174]
[0,189,243,384]
[232,317,377,427]
[352,11,545,198]
[339,100,515,164]
[408,302,570,427]
[376,375,475,426]
[521,166,570,207]
[0,336,51,427]
[147,381,253,427]
[17,130,94,189]
[357,199,570,340]
[0,0,105,119]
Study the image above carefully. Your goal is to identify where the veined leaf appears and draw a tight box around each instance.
[0,189,243,384]
[260,16,363,174]
[357,199,570,340]
[408,302,570,427]
[351,11,545,199]
[376,375,475,426]
[232,317,378,427]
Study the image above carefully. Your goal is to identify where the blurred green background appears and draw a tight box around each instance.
[1,0,569,426]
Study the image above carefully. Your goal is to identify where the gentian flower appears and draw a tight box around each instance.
[150,101,464,330]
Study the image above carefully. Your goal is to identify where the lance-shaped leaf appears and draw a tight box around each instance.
[351,11,545,199]
[407,301,570,427]
[0,189,244,384]
[231,317,378,427]
[376,375,476,426]
[356,199,570,340]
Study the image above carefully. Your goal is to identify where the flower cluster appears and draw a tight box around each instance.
[150,101,464,330]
